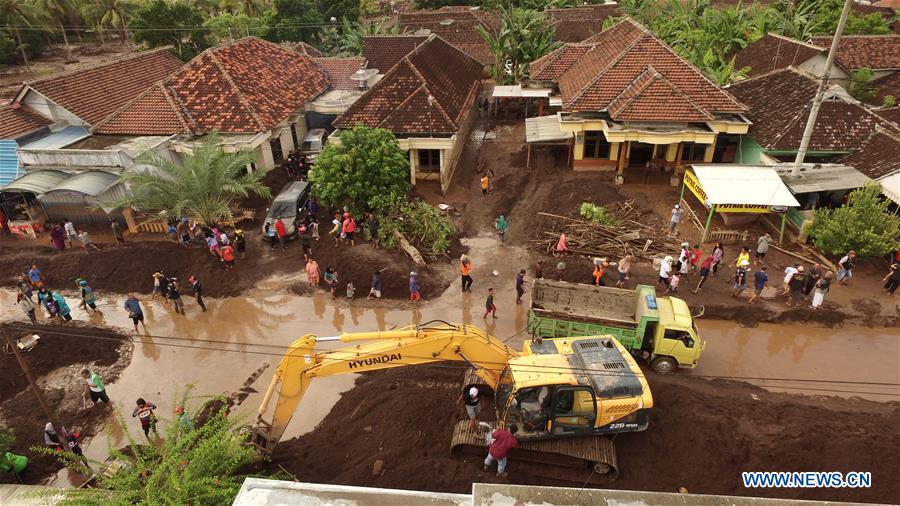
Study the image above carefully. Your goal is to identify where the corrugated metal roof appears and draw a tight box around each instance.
[43,170,120,196]
[2,169,71,193]
[774,163,872,194]
[20,125,90,150]
[0,140,22,187]
[880,172,899,205]
[526,115,573,143]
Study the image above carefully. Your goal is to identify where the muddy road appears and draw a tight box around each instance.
[1,239,897,489]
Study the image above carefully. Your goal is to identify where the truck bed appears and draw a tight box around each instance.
[530,279,638,325]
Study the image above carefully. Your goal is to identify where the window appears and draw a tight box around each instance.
[270,138,284,164]
[663,328,694,348]
[583,131,611,159]
[290,125,299,150]
[418,149,441,173]
[680,142,707,162]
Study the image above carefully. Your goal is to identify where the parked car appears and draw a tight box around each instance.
[261,181,310,239]
[301,129,327,162]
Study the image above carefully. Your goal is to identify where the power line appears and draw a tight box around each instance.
[6,324,899,398]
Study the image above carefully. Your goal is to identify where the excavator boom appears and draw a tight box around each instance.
[251,323,518,453]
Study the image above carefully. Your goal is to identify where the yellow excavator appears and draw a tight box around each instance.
[251,322,653,483]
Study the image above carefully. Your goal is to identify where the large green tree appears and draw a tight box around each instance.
[131,0,211,60]
[84,0,139,48]
[35,0,76,61]
[204,13,268,42]
[810,183,900,257]
[268,0,323,44]
[478,7,559,84]
[336,18,398,56]
[308,126,410,212]
[106,134,271,225]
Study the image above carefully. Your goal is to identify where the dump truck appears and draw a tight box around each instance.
[528,279,705,373]
[251,322,653,484]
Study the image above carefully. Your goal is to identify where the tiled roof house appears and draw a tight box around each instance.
[544,5,621,42]
[362,35,428,74]
[397,8,497,65]
[94,37,334,171]
[727,67,900,179]
[334,35,483,192]
[809,35,900,72]
[733,34,830,78]
[527,18,750,176]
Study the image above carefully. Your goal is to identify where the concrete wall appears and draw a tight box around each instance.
[18,149,131,169]
[735,136,766,164]
[440,86,481,192]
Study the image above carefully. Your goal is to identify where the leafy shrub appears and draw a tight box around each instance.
[377,197,454,255]
[810,183,900,257]
[579,202,618,226]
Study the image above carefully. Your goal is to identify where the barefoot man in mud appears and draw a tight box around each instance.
[81,369,109,406]
[124,293,146,333]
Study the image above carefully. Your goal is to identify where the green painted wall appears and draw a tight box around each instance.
[735,136,765,164]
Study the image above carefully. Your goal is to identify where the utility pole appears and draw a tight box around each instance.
[791,0,854,176]
[6,336,73,456]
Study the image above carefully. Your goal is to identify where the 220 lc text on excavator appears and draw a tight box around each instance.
[251,322,654,484]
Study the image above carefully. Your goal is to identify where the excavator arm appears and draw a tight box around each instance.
[251,322,518,453]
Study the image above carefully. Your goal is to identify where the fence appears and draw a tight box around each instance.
[133,207,257,234]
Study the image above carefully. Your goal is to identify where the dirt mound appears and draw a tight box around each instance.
[0,323,133,484]
[271,365,900,503]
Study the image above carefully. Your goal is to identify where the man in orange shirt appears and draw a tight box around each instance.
[460,255,473,292]
[480,174,489,197]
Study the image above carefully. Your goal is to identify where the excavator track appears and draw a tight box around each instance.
[450,420,618,484]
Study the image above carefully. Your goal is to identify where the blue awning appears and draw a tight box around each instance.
[0,140,22,187]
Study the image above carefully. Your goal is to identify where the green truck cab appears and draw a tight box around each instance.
[527,279,705,373]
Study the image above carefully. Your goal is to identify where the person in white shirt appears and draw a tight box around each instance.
[657,256,673,289]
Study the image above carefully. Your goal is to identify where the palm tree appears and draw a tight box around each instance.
[105,134,272,225]
[477,8,559,84]
[91,0,138,48]
[338,18,398,56]
[239,0,269,17]
[0,0,39,69]
[35,0,77,61]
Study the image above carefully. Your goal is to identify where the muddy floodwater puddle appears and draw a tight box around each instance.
[1,236,897,486]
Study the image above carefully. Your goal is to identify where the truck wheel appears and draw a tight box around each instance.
[650,356,678,374]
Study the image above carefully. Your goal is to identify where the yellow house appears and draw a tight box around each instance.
[528,19,751,182]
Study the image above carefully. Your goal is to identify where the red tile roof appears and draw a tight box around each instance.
[334,35,482,135]
[95,38,330,135]
[313,57,366,90]
[733,34,825,77]
[840,128,900,179]
[362,35,428,73]
[874,105,900,126]
[547,19,745,120]
[545,5,621,42]
[810,35,900,70]
[397,9,497,65]
[530,44,594,81]
[24,48,184,126]
[0,102,51,139]
[872,71,900,104]
[727,67,897,151]
[607,67,712,122]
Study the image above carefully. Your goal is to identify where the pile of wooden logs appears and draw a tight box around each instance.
[531,201,683,260]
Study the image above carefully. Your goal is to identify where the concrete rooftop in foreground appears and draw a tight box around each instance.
[232,478,868,506]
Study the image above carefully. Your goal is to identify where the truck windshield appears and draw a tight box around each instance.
[663,328,694,348]
[269,201,295,219]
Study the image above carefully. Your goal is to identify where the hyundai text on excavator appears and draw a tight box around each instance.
[251,322,653,483]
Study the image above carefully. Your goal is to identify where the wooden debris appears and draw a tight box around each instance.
[531,201,681,260]
[394,231,427,266]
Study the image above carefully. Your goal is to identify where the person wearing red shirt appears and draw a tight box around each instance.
[483,424,518,477]
[693,255,715,293]
[342,214,357,246]
[221,244,235,271]
[274,219,287,250]
[690,244,702,273]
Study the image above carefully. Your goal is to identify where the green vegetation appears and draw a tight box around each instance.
[846,68,875,103]
[0,427,14,452]
[309,126,410,214]
[579,202,618,226]
[106,133,270,225]
[35,391,255,505]
[810,183,900,257]
[204,13,269,42]
[615,0,894,85]
[884,95,896,108]
[131,0,211,60]
[378,196,455,255]
[477,7,559,84]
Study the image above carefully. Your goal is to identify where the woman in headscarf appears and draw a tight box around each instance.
[51,291,72,321]
[495,215,508,243]
[49,224,66,252]
[657,256,673,289]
